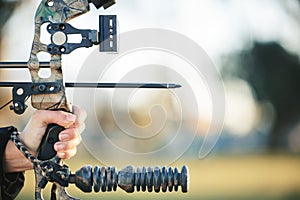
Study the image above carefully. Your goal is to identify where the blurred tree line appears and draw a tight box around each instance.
[223,42,300,151]
[222,0,300,151]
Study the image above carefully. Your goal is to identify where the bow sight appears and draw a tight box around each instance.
[0,0,189,199]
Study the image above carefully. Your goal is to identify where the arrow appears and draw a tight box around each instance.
[0,82,181,89]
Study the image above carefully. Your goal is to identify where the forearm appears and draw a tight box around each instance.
[3,140,33,173]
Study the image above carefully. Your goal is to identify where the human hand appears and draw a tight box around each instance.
[19,105,87,159]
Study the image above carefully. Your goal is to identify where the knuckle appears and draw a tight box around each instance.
[62,152,71,159]
[62,128,77,139]
[65,148,77,159]
[32,110,44,119]
[62,137,79,149]
[60,111,69,119]
[64,142,73,149]
[70,129,79,139]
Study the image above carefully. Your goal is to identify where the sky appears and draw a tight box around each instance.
[2,0,299,63]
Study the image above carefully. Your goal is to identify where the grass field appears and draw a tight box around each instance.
[16,148,300,200]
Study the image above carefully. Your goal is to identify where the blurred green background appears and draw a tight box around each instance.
[1,0,300,200]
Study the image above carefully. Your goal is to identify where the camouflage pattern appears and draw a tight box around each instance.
[28,0,91,112]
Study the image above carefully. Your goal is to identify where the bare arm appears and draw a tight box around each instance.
[3,140,33,173]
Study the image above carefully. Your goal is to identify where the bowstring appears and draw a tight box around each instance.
[0,99,13,111]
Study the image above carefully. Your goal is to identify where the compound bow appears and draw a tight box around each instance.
[0,1,188,199]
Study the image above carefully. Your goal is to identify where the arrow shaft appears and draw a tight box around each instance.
[0,82,181,89]
[0,62,50,68]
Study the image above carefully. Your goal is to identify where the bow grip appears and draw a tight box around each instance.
[37,124,65,161]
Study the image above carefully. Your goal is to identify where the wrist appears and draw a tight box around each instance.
[4,140,33,173]
[18,132,37,156]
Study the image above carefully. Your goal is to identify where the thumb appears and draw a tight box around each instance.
[37,110,77,128]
